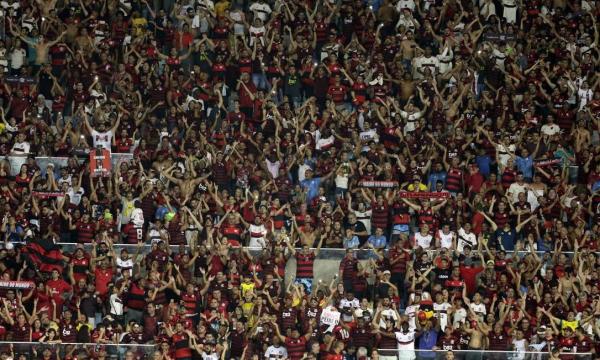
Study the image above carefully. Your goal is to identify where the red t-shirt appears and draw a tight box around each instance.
[325,354,344,360]
[46,279,72,301]
[459,265,483,295]
[238,81,256,107]
[94,268,114,296]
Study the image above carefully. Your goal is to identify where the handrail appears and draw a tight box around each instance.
[3,341,155,347]
[11,241,589,257]
[376,349,592,354]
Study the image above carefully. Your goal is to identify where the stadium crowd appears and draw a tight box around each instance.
[0,0,598,359]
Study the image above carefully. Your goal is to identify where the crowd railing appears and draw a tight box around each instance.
[0,343,591,360]
[43,243,584,259]
[375,349,592,360]
[0,341,156,359]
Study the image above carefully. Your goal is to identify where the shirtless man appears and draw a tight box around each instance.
[160,163,212,201]
[462,308,490,360]
[398,72,418,102]
[400,31,420,68]
[10,21,67,67]
[35,0,58,17]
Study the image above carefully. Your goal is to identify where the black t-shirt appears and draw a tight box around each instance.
[283,74,302,97]
[38,72,54,99]
[434,268,452,284]
[80,293,99,317]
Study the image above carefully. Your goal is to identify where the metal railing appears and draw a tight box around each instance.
[374,349,592,360]
[0,343,592,360]
[0,342,156,359]
[10,241,586,261]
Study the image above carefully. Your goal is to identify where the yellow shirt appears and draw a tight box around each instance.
[123,199,135,217]
[561,319,578,332]
[131,17,148,37]
[240,281,255,297]
[215,1,231,17]
[407,183,428,191]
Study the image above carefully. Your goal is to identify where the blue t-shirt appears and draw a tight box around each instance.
[495,227,517,251]
[537,238,553,252]
[417,329,439,358]
[343,236,360,249]
[476,155,492,177]
[516,156,534,179]
[301,177,322,202]
[427,171,447,190]
[367,234,387,249]
[591,180,600,193]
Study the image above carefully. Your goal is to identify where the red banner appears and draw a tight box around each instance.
[534,159,561,167]
[32,191,64,199]
[0,280,35,289]
[90,148,112,177]
[399,192,450,199]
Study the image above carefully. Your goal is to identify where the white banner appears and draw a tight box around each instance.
[0,280,35,289]
[320,306,340,332]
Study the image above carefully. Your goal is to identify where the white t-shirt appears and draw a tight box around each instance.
[109,293,123,316]
[335,173,349,189]
[11,141,30,154]
[316,136,335,150]
[91,129,113,150]
[457,228,477,252]
[66,186,85,206]
[265,159,280,178]
[116,257,134,276]
[10,48,26,69]
[249,25,266,45]
[264,345,288,359]
[400,110,425,133]
[148,228,166,244]
[297,163,311,183]
[492,48,507,70]
[578,88,593,110]
[437,47,454,75]
[480,1,496,18]
[404,304,420,330]
[414,56,439,78]
[396,14,417,32]
[131,208,144,227]
[359,128,379,143]
[339,298,360,310]
[541,123,560,136]
[197,0,214,11]
[380,308,399,329]
[496,143,515,167]
[470,302,487,320]
[436,230,454,249]
[414,232,433,249]
[396,0,416,12]
[395,330,416,352]
[507,182,527,204]
[248,224,267,248]
[249,2,271,21]
[353,209,372,231]
[230,10,245,35]
[58,175,72,187]
[200,353,219,360]
[433,302,452,330]
[452,307,467,328]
